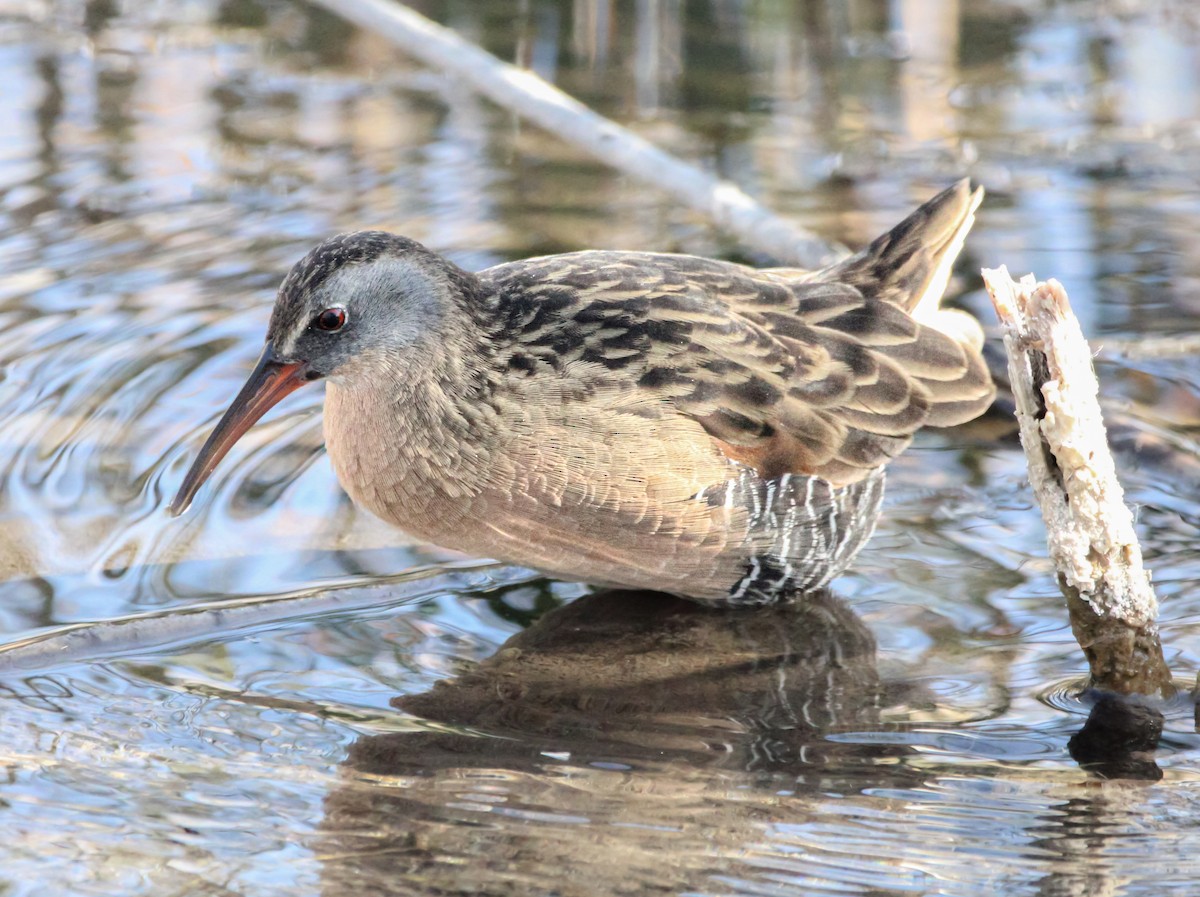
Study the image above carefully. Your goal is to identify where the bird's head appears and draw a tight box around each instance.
[168,231,474,515]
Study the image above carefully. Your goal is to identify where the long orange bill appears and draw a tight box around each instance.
[168,343,313,516]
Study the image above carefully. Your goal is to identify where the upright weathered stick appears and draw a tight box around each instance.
[982,266,1171,696]
[311,0,842,268]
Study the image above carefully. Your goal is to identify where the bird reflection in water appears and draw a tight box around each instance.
[382,587,896,770]
[319,582,927,896]
[316,579,1168,895]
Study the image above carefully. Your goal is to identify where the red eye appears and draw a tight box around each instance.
[313,307,346,332]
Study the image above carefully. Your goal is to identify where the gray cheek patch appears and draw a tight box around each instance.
[341,258,446,351]
[272,257,444,362]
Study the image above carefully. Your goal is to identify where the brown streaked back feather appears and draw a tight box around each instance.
[479,181,994,486]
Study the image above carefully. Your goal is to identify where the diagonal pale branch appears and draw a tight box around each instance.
[982,266,1171,697]
[0,560,529,677]
[312,0,843,268]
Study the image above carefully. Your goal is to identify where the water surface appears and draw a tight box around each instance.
[2,1,1200,894]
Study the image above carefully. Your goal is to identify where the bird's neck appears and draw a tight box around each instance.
[322,328,501,530]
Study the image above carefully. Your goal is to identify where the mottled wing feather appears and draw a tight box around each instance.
[486,253,791,425]
[478,181,993,485]
[481,247,992,486]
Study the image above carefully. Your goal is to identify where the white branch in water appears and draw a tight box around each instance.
[0,561,527,676]
[982,266,1157,628]
[311,0,842,268]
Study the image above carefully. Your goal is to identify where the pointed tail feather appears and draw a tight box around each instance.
[821,179,984,321]
[822,180,994,429]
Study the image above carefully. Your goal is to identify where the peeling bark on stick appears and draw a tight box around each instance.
[982,266,1171,697]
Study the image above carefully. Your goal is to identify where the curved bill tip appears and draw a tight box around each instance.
[169,344,313,516]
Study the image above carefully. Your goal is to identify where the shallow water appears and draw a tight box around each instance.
[2,0,1200,894]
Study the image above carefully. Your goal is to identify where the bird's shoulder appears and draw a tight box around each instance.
[480,249,803,322]
[479,249,796,398]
